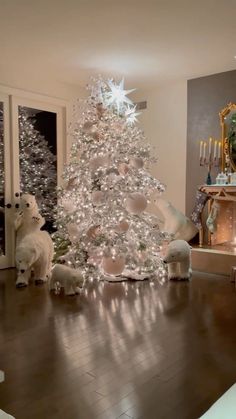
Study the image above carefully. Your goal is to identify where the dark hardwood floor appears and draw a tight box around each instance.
[0,269,236,419]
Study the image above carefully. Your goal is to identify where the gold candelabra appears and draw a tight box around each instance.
[199,138,221,184]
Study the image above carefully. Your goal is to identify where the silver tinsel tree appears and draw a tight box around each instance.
[54,77,167,282]
[19,107,57,221]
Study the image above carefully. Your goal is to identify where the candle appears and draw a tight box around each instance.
[218,141,222,159]
[214,140,217,159]
[200,141,203,159]
[203,142,206,159]
[209,137,212,157]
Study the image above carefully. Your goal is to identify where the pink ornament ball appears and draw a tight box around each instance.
[125,193,147,214]
[102,255,125,276]
[92,190,105,205]
[129,157,144,169]
[115,220,129,233]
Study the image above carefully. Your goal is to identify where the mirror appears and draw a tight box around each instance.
[219,103,236,171]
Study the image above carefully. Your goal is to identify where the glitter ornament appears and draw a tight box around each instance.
[86,225,101,239]
[125,193,147,214]
[115,220,129,233]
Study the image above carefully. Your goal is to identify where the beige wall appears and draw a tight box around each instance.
[0,71,85,101]
[0,73,86,161]
[0,73,188,213]
[132,80,187,214]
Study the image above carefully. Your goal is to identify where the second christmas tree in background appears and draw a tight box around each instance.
[18,107,57,223]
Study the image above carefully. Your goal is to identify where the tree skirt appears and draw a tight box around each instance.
[103,269,153,282]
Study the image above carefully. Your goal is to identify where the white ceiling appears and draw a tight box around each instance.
[0,0,236,89]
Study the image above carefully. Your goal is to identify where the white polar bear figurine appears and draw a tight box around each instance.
[163,239,192,280]
[15,231,54,288]
[154,197,198,242]
[49,264,84,296]
[14,194,45,246]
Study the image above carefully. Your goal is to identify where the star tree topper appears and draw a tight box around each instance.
[125,105,141,125]
[105,78,136,113]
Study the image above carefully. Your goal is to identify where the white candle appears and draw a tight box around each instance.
[209,137,212,157]
[203,142,206,159]
[214,140,217,159]
[218,141,222,159]
[200,141,203,159]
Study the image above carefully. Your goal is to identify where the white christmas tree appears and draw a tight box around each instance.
[18,107,57,222]
[54,77,167,281]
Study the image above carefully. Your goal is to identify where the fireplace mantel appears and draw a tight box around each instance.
[200,185,236,248]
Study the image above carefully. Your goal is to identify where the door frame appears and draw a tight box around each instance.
[0,93,14,268]
[0,86,68,269]
[10,96,67,189]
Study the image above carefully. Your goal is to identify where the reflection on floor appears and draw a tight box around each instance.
[0,269,236,419]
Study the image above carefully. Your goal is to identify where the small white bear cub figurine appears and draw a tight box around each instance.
[49,264,84,296]
[163,239,192,280]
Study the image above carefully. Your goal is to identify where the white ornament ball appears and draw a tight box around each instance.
[92,190,105,205]
[102,255,125,276]
[115,220,129,233]
[118,163,130,176]
[129,157,144,169]
[125,193,147,214]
